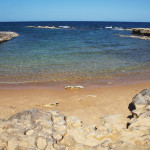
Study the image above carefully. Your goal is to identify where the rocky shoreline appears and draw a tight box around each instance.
[118,34,150,40]
[118,28,150,40]
[0,32,19,43]
[0,89,150,150]
[132,28,150,36]
[28,26,59,29]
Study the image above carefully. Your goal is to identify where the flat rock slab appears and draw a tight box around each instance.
[0,32,19,43]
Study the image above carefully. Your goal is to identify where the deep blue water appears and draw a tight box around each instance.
[0,21,150,84]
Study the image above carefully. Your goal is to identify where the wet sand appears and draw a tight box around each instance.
[0,80,150,125]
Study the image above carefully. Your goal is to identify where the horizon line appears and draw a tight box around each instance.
[0,20,150,23]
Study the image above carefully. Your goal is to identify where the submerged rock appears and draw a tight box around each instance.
[118,34,150,40]
[0,32,19,43]
[117,28,150,40]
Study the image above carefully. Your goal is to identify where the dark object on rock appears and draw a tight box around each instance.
[128,102,136,112]
[0,32,19,43]
[65,85,84,89]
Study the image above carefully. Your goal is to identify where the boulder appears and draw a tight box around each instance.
[132,89,150,109]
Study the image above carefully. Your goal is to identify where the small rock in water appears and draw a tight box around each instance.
[65,85,84,89]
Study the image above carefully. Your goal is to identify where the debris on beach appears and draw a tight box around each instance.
[43,102,59,107]
[78,95,97,101]
[65,85,84,89]
[37,102,59,107]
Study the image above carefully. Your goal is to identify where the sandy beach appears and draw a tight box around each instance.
[0,80,150,125]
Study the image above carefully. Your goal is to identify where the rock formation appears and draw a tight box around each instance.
[132,28,150,36]
[118,34,150,40]
[27,26,58,29]
[119,28,150,40]
[0,32,19,43]
[0,89,150,149]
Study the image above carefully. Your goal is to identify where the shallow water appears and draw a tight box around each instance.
[0,21,150,87]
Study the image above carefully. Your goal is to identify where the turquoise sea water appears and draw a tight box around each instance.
[0,21,150,86]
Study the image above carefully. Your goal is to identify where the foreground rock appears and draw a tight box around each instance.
[0,89,150,149]
[0,32,19,43]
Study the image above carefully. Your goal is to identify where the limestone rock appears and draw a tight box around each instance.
[0,109,63,149]
[67,116,82,128]
[0,32,19,43]
[0,89,150,149]
[132,89,150,109]
[27,26,58,29]
[132,28,150,36]
[36,137,47,149]
[25,129,34,135]
[53,133,63,141]
[118,34,150,40]
[100,114,126,133]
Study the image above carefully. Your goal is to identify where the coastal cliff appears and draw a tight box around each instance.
[0,32,19,43]
[0,89,150,150]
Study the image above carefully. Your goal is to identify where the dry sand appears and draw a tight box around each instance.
[0,81,150,125]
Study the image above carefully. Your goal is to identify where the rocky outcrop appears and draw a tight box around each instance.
[132,28,150,36]
[0,89,150,149]
[118,34,150,40]
[0,32,19,43]
[119,28,150,40]
[28,26,58,29]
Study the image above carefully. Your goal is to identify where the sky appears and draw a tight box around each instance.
[0,0,150,22]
